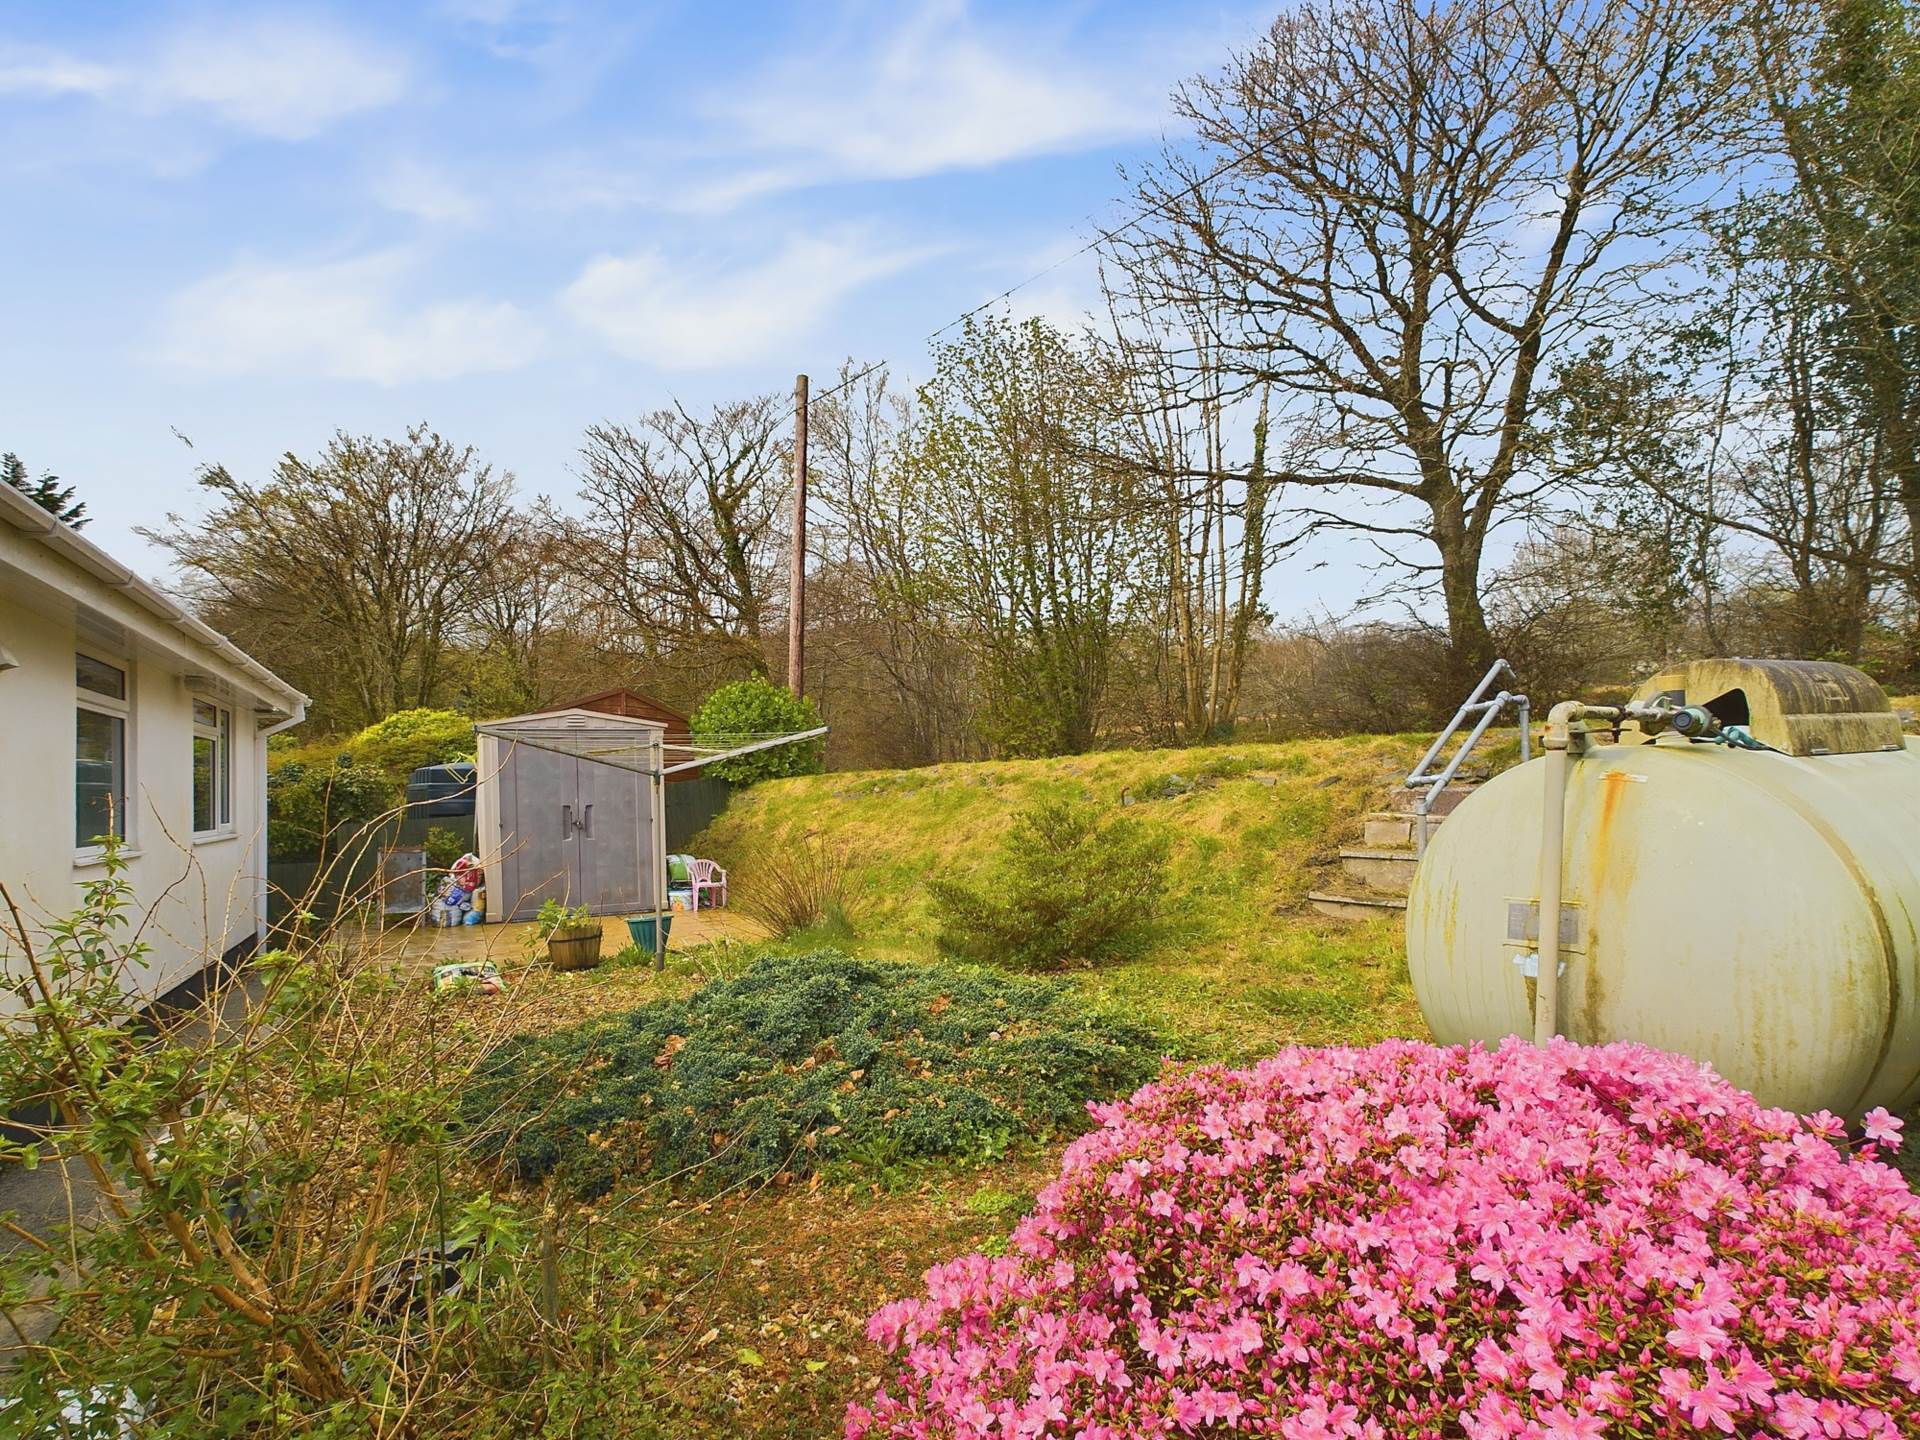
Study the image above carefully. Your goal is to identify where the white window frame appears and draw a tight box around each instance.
[75,648,133,861]
[191,698,234,842]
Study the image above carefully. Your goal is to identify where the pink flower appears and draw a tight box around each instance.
[1137,1321,1181,1375]
[1539,1403,1607,1440]
[1863,1108,1904,1150]
[1665,1306,1729,1360]
[1678,1374,1741,1433]
[1280,1398,1358,1440]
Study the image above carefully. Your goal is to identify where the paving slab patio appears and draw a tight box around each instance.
[392,906,761,967]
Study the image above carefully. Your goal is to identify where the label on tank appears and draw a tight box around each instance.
[1506,899,1583,948]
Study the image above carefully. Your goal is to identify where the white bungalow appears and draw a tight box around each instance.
[0,484,307,1010]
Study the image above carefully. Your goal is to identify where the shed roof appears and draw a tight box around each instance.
[475,707,668,776]
[556,688,691,729]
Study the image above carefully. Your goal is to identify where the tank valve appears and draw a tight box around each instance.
[1668,705,1724,741]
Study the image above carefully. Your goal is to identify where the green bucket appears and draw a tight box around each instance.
[625,914,673,954]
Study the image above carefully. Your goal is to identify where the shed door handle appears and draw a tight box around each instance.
[561,804,573,840]
[581,804,594,839]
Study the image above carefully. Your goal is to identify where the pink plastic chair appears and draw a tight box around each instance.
[689,857,728,911]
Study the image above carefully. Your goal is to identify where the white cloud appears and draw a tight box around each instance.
[0,14,406,142]
[159,251,540,385]
[561,232,936,368]
[372,156,484,225]
[0,44,116,99]
[710,0,1166,194]
[145,15,407,140]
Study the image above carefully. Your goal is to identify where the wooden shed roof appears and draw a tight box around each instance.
[556,688,691,732]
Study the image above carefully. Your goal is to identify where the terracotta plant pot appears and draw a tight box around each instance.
[546,924,604,971]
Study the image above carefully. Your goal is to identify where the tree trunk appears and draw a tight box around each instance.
[1431,492,1496,693]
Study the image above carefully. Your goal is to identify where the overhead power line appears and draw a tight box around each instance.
[779,129,1288,424]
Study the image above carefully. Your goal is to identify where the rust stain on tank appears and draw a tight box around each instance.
[1579,770,1642,1036]
[1597,767,1631,839]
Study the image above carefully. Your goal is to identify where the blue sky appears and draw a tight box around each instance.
[1,0,1384,615]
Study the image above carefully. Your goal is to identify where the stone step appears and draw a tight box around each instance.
[1307,890,1409,921]
[1338,847,1419,894]
[1386,783,1479,817]
[1362,811,1449,847]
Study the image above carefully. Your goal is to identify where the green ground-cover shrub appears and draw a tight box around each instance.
[461,951,1165,1199]
[929,797,1171,971]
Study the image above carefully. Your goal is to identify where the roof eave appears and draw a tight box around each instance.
[0,482,309,713]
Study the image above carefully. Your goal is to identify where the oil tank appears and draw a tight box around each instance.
[1406,659,1920,1117]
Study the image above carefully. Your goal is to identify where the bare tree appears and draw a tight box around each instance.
[144,426,515,728]
[811,363,980,765]
[1101,295,1279,742]
[1740,0,1920,660]
[575,397,790,681]
[460,501,583,713]
[1114,0,1736,681]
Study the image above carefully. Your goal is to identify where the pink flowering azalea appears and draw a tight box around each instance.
[848,1039,1920,1439]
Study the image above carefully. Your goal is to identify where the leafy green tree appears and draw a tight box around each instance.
[2,451,86,528]
[908,315,1152,757]
[142,426,516,729]
[342,706,477,781]
[691,676,824,783]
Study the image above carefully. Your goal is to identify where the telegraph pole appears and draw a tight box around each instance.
[788,373,808,699]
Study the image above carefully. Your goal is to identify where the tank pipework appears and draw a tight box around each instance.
[1536,703,1603,1045]
[1532,696,1705,1045]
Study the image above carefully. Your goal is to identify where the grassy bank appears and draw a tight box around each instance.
[693,734,1434,1064]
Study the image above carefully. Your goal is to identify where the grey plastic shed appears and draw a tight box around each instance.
[473,708,667,924]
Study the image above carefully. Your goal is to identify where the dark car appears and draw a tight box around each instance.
[405,762,476,817]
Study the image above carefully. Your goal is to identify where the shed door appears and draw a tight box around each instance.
[499,743,580,920]
[576,757,653,914]
[497,744,654,921]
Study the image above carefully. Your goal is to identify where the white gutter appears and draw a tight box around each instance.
[0,482,307,715]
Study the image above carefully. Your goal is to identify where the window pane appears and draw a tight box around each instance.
[193,699,218,728]
[193,735,215,833]
[76,708,125,844]
[76,654,126,701]
[218,710,232,826]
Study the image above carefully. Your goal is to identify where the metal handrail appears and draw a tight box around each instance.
[1406,658,1530,854]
